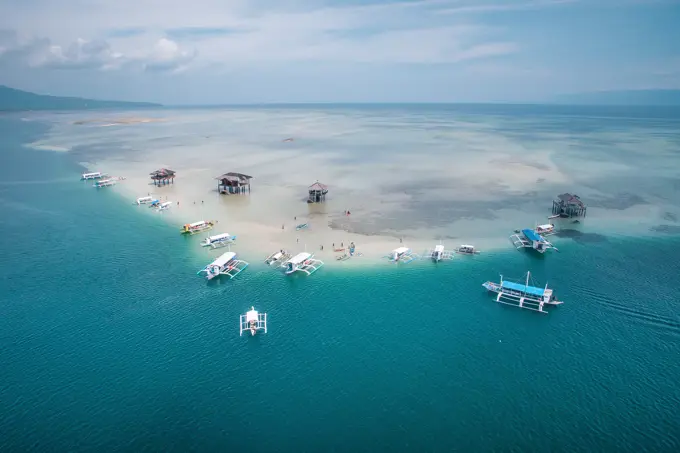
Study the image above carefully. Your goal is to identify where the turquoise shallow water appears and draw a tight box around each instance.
[1,113,679,452]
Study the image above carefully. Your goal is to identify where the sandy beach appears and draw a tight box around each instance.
[31,106,680,267]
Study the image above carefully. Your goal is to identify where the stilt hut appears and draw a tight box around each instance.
[150,168,175,186]
[552,193,587,218]
[216,172,252,194]
[308,181,328,203]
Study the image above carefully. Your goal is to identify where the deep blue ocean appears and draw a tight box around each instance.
[1,111,679,452]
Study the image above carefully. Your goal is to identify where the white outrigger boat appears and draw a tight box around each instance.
[197,251,249,280]
[387,247,419,264]
[157,201,172,211]
[265,250,291,266]
[510,228,558,254]
[180,220,215,235]
[240,306,267,336]
[535,223,556,236]
[482,271,563,314]
[136,196,154,205]
[424,244,454,262]
[281,252,324,275]
[201,233,236,248]
[82,171,105,180]
[93,178,117,188]
[456,244,480,255]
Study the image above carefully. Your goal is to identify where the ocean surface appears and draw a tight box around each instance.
[1,106,679,452]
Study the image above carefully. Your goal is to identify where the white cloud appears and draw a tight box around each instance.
[0,0,528,72]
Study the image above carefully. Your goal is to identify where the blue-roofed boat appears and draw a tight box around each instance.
[509,228,558,253]
[482,271,563,314]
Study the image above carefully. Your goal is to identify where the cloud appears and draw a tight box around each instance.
[0,29,196,73]
[0,0,523,72]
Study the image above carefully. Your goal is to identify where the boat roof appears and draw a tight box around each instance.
[246,309,259,322]
[434,245,445,252]
[189,221,207,227]
[83,171,101,176]
[160,201,172,206]
[211,252,236,267]
[521,228,543,242]
[460,244,474,248]
[536,224,553,229]
[137,196,152,200]
[393,247,410,254]
[502,280,545,297]
[209,233,231,240]
[289,252,311,264]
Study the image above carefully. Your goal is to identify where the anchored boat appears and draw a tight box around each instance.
[387,247,418,264]
[510,228,558,254]
[93,178,117,188]
[200,233,236,248]
[281,252,324,275]
[157,201,172,211]
[535,223,556,236]
[240,306,267,336]
[482,271,563,314]
[265,250,291,266]
[456,244,480,255]
[82,171,105,180]
[180,220,215,235]
[136,196,154,205]
[197,251,249,280]
[295,223,309,231]
[424,243,454,262]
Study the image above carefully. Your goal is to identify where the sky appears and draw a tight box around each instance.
[0,0,679,104]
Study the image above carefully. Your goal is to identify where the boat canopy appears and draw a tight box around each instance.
[434,245,445,252]
[501,280,545,297]
[188,221,207,227]
[460,244,474,248]
[160,201,172,207]
[211,252,236,267]
[536,224,554,230]
[137,196,152,202]
[521,229,543,242]
[289,252,311,264]
[208,233,232,242]
[83,172,101,177]
[246,309,259,322]
[393,247,410,254]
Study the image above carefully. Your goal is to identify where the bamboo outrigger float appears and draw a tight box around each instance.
[482,271,563,314]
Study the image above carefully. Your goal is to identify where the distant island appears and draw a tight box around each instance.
[554,89,680,106]
[0,85,162,112]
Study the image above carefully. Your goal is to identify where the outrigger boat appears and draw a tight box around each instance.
[482,271,563,314]
[456,244,480,255]
[200,233,236,248]
[93,178,117,188]
[157,201,172,211]
[535,223,556,236]
[197,251,249,280]
[424,243,454,262]
[387,247,419,264]
[82,171,105,180]
[240,306,267,336]
[510,228,558,254]
[136,196,154,205]
[336,253,350,261]
[180,220,215,235]
[281,252,324,275]
[295,223,309,231]
[265,250,292,266]
[148,200,161,208]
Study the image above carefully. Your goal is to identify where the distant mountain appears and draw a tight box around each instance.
[0,85,162,111]
[554,89,680,106]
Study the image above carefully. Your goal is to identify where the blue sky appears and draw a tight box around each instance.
[0,0,679,104]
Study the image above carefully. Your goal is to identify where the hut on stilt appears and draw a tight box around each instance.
[552,193,587,218]
[307,181,328,203]
[150,168,176,186]
[216,172,253,194]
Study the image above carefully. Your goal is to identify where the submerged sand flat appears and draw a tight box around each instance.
[35,106,680,266]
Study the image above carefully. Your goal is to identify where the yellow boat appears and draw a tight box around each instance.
[180,220,215,235]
